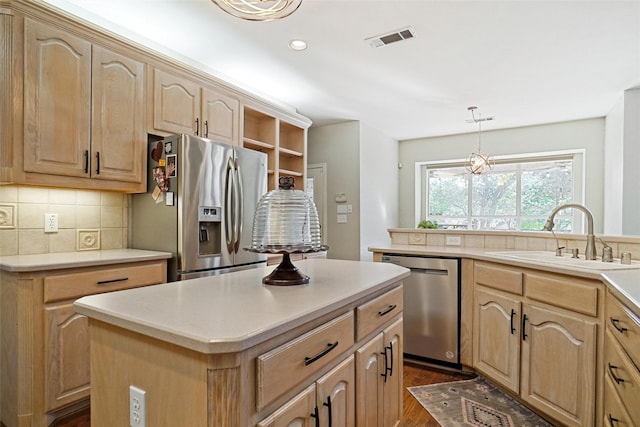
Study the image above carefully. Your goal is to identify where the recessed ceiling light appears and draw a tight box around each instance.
[289,39,308,51]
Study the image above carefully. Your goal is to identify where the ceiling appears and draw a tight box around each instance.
[43,0,640,141]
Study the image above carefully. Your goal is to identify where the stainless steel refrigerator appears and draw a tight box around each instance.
[131,134,268,281]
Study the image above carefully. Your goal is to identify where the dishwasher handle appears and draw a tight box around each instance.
[408,267,448,275]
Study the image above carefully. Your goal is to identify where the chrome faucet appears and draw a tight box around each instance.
[543,203,597,260]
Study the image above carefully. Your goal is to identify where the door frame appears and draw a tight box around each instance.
[307,163,328,245]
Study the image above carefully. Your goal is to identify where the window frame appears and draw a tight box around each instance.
[415,149,587,232]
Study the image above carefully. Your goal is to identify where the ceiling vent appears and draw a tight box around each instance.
[366,27,415,48]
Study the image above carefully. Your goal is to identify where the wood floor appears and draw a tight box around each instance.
[401,361,476,426]
[53,362,473,427]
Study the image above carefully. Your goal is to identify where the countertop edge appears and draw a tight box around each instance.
[0,249,173,272]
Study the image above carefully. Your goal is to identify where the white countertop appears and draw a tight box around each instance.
[74,258,410,354]
[0,249,172,272]
[369,244,640,313]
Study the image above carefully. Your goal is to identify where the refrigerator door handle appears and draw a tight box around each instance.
[234,158,244,254]
[225,158,235,254]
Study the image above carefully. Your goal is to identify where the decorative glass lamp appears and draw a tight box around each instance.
[246,176,327,285]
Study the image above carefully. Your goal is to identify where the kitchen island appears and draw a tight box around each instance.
[74,258,409,426]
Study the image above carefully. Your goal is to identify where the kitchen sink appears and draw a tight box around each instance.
[488,251,640,270]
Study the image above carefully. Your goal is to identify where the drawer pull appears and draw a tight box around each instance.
[610,318,628,334]
[510,309,516,335]
[607,363,626,384]
[522,314,528,341]
[607,414,620,426]
[304,341,338,366]
[96,277,129,285]
[378,304,397,317]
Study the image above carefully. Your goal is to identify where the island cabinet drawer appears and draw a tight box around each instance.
[606,295,640,367]
[44,261,166,303]
[603,375,634,427]
[525,272,600,317]
[604,329,640,422]
[256,311,354,410]
[474,262,523,295]
[356,285,403,340]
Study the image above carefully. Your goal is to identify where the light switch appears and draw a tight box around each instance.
[337,214,347,223]
[337,205,348,214]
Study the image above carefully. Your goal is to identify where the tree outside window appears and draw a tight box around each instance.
[424,158,573,231]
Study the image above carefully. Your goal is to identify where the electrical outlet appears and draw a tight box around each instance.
[44,213,58,233]
[130,386,146,427]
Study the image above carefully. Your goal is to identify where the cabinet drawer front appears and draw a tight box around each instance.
[525,272,599,317]
[356,286,403,340]
[604,330,640,422]
[44,261,166,302]
[606,295,640,360]
[474,262,523,295]
[603,373,635,427]
[256,311,354,410]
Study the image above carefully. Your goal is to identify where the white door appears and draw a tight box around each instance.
[307,163,327,245]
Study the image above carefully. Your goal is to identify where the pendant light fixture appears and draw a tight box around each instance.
[466,106,495,175]
[211,0,302,21]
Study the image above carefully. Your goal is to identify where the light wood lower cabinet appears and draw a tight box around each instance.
[603,291,640,425]
[356,318,403,427]
[258,356,355,427]
[0,259,167,427]
[473,261,601,427]
[88,284,403,427]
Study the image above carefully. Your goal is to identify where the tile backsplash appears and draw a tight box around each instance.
[0,185,128,256]
[388,228,640,260]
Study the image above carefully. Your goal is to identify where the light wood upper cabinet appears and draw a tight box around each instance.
[202,87,240,145]
[151,69,241,145]
[22,18,146,190]
[152,68,201,135]
[91,46,145,183]
[24,18,91,177]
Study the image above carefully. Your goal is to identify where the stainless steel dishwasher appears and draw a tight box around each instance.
[381,254,460,368]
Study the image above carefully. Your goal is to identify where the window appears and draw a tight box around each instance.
[419,153,583,232]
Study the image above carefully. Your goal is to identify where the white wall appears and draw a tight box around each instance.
[359,123,399,261]
[308,122,361,260]
[308,121,399,261]
[621,88,640,235]
[398,118,606,232]
[604,96,625,234]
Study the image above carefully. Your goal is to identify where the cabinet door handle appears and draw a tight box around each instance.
[607,363,626,384]
[381,346,389,383]
[96,277,129,285]
[510,309,516,335]
[195,118,199,136]
[84,150,89,174]
[204,120,209,138]
[607,414,620,426]
[95,152,100,175]
[386,341,394,377]
[304,341,338,366]
[378,304,397,317]
[610,318,628,334]
[322,396,332,427]
[310,406,320,427]
[522,314,528,341]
